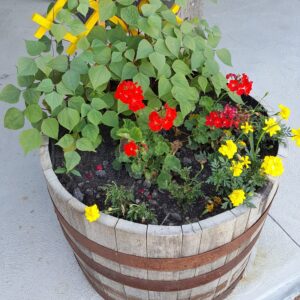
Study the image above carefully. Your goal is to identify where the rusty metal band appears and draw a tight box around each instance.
[52,190,274,272]
[61,223,260,292]
[76,252,245,299]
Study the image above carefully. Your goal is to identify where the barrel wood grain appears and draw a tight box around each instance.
[116,219,149,300]
[190,211,236,299]
[147,225,182,300]
[177,223,202,299]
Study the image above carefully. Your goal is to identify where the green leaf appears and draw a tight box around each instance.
[41,118,59,140]
[77,0,89,15]
[155,141,169,156]
[4,108,24,130]
[165,37,181,57]
[70,56,88,74]
[98,0,117,22]
[0,84,21,103]
[149,52,165,72]
[203,59,220,76]
[157,171,171,189]
[208,26,221,48]
[23,89,41,105]
[216,48,232,66]
[158,76,172,97]
[88,65,111,90]
[37,79,54,93]
[228,91,244,105]
[191,51,205,70]
[164,154,181,172]
[133,73,150,92]
[198,76,208,92]
[121,62,138,80]
[91,98,109,110]
[62,70,80,93]
[64,151,81,172]
[56,134,75,149]
[102,111,119,128]
[45,92,64,112]
[48,55,68,72]
[19,128,42,154]
[68,19,86,35]
[68,96,85,111]
[129,127,142,142]
[25,40,46,56]
[120,6,139,26]
[76,137,95,151]
[87,109,102,126]
[82,123,99,141]
[58,107,80,131]
[77,36,90,50]
[17,57,38,76]
[25,104,43,123]
[51,24,67,42]
[36,55,52,76]
[136,39,154,60]
[172,60,191,75]
[17,75,35,88]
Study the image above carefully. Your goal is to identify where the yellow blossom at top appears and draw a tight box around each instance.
[240,156,251,169]
[241,122,254,134]
[278,104,291,120]
[291,128,300,147]
[261,156,284,177]
[85,204,100,222]
[263,118,281,137]
[228,189,246,207]
[218,140,238,160]
[230,161,243,177]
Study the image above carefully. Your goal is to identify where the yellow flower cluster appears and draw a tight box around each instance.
[241,122,254,134]
[278,104,291,120]
[230,161,243,177]
[218,140,237,159]
[228,189,246,207]
[261,156,284,177]
[263,118,281,137]
[85,204,100,222]
[240,155,251,168]
[291,128,300,147]
[230,156,251,177]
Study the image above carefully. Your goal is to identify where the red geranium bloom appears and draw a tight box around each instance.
[227,73,253,96]
[148,104,177,132]
[123,141,139,157]
[96,164,103,171]
[115,81,145,112]
[149,111,163,132]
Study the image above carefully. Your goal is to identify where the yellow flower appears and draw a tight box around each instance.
[238,141,247,148]
[278,104,291,120]
[228,189,246,207]
[218,140,238,160]
[213,196,222,205]
[230,161,243,177]
[241,122,254,134]
[205,202,214,213]
[240,156,251,169]
[263,118,281,137]
[85,204,100,222]
[261,156,284,177]
[291,128,300,147]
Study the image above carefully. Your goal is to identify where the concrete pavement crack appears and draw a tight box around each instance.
[268,213,300,249]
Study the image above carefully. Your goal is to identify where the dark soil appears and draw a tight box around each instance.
[49,96,278,226]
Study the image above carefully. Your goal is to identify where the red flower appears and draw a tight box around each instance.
[149,111,163,132]
[205,104,241,129]
[96,164,103,171]
[148,104,177,132]
[115,81,145,112]
[123,141,139,157]
[227,73,253,96]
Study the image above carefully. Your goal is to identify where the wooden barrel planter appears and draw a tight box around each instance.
[40,137,287,300]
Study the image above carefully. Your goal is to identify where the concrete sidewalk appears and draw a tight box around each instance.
[0,1,299,299]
